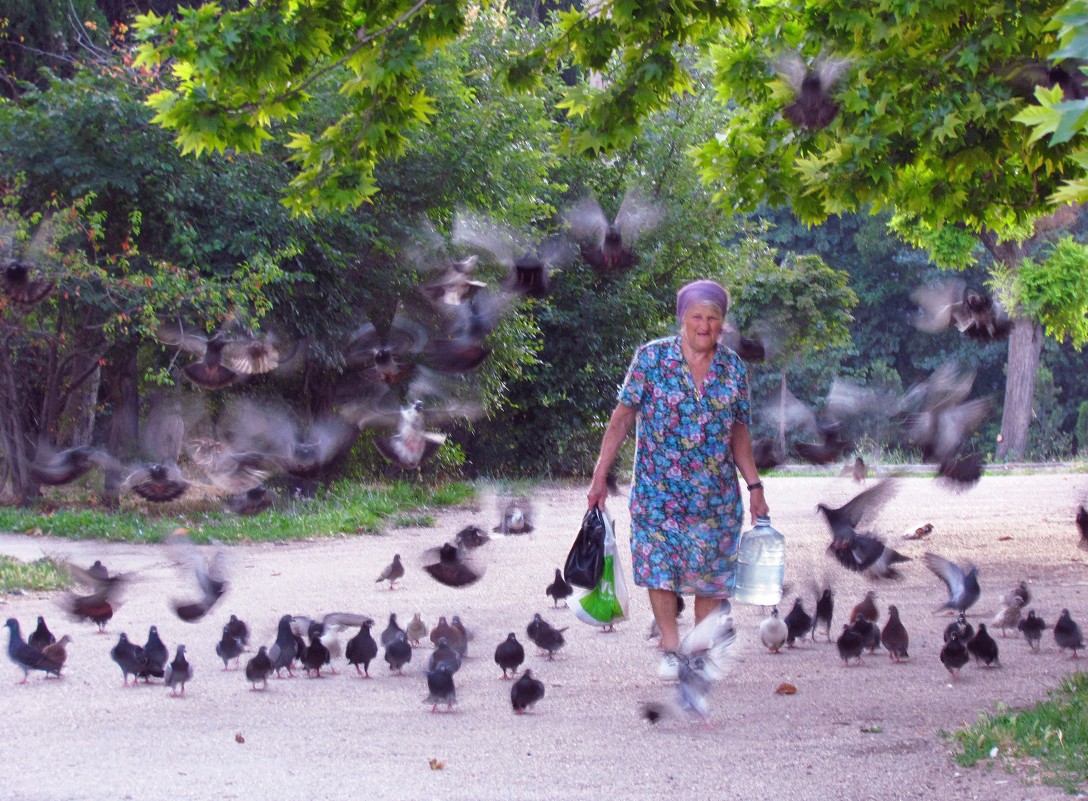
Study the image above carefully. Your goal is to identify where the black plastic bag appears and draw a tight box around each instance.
[564,507,606,589]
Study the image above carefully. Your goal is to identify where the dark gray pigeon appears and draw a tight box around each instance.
[376,554,404,589]
[941,631,970,678]
[1078,505,1088,550]
[527,614,566,660]
[27,616,56,650]
[812,588,834,641]
[216,626,244,670]
[268,614,298,678]
[225,614,249,646]
[143,626,169,680]
[5,618,62,682]
[880,605,909,662]
[923,552,981,613]
[1054,609,1084,657]
[1018,610,1047,652]
[967,623,999,667]
[425,664,456,712]
[169,534,228,622]
[494,633,525,679]
[943,612,974,644]
[110,632,150,686]
[381,614,404,648]
[429,637,462,675]
[385,631,412,673]
[850,617,880,654]
[345,619,378,678]
[835,624,865,666]
[546,568,573,608]
[245,646,274,690]
[511,668,545,713]
[164,644,192,696]
[783,598,812,646]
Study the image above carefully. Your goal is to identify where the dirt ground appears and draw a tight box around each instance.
[2,473,1088,801]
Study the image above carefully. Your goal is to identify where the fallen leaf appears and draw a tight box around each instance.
[428,758,445,770]
[997,535,1013,541]
[775,682,797,695]
[860,725,883,734]
[235,733,245,744]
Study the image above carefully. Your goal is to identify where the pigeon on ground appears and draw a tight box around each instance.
[850,591,879,623]
[527,614,566,660]
[941,631,970,678]
[454,525,489,549]
[511,669,545,713]
[494,633,525,678]
[1005,581,1031,608]
[546,568,573,608]
[169,534,229,622]
[494,495,534,534]
[429,637,462,675]
[302,628,331,677]
[881,605,909,662]
[216,626,244,670]
[405,613,429,647]
[835,624,865,666]
[110,632,151,686]
[224,615,249,646]
[943,613,974,644]
[87,560,109,580]
[385,631,412,673]
[783,598,812,647]
[164,645,192,696]
[759,608,789,653]
[923,552,981,613]
[226,485,273,516]
[268,615,299,678]
[381,614,404,648]
[1054,609,1084,657]
[27,616,56,650]
[1078,506,1088,550]
[851,617,881,654]
[967,624,1000,667]
[422,542,484,587]
[1018,610,1047,652]
[450,615,471,657]
[425,665,457,712]
[376,555,404,590]
[245,646,274,690]
[429,616,463,652]
[775,52,851,131]
[992,596,1025,637]
[5,618,62,682]
[142,626,169,680]
[41,635,71,673]
[812,588,834,641]
[289,613,371,673]
[345,618,378,678]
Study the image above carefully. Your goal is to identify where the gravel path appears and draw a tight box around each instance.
[2,473,1087,801]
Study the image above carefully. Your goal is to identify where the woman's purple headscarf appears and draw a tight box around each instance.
[676,279,731,324]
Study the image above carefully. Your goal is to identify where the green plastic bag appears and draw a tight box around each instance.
[573,508,629,627]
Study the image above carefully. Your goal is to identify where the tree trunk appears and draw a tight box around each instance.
[995,317,1045,460]
[777,370,788,456]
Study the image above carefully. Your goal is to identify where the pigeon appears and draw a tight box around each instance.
[564,189,663,276]
[372,401,449,470]
[405,613,429,647]
[170,534,229,622]
[511,669,545,713]
[289,613,370,673]
[225,615,249,646]
[245,646,274,690]
[376,555,405,590]
[1005,581,1031,608]
[850,456,868,483]
[967,624,1000,667]
[268,614,299,678]
[751,437,785,471]
[759,608,788,653]
[941,631,970,678]
[381,614,404,648]
[429,637,462,675]
[902,523,934,541]
[454,525,489,549]
[992,596,1025,637]
[774,52,851,131]
[850,591,879,624]
[494,495,534,534]
[418,254,488,308]
[494,633,525,678]
[110,633,151,686]
[923,552,981,613]
[143,626,169,680]
[27,616,56,650]
[450,615,471,657]
[215,626,244,670]
[943,613,974,644]
[911,279,1012,342]
[1018,610,1047,652]
[302,627,331,677]
[156,329,238,389]
[850,617,881,654]
[546,568,573,608]
[429,616,463,652]
[880,605,909,662]
[41,635,71,672]
[29,445,122,487]
[422,542,484,587]
[527,614,567,660]
[226,485,274,516]
[425,664,456,712]
[1,214,57,305]
[63,561,126,631]
[385,631,412,674]
[783,598,812,646]
[817,481,902,574]
[164,644,192,696]
[87,560,109,580]
[835,624,865,666]
[1078,505,1088,550]
[812,588,834,641]
[675,653,715,722]
[827,532,911,580]
[1007,58,1088,101]
[343,308,428,385]
[5,618,62,682]
[122,462,190,503]
[345,619,379,678]
[1054,609,1084,657]
[795,420,854,466]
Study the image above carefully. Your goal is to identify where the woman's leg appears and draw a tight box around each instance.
[648,589,680,651]
[693,595,724,626]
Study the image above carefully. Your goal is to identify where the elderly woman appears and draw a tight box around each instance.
[586,279,769,679]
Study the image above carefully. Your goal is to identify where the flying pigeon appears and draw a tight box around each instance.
[923,552,981,614]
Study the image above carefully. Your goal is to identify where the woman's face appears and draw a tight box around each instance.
[681,301,724,353]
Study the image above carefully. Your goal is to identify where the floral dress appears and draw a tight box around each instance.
[618,335,751,597]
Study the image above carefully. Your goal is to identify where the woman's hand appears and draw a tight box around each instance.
[749,487,769,522]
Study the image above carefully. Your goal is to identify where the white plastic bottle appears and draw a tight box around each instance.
[733,516,785,606]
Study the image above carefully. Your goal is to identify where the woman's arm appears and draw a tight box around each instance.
[731,421,769,522]
[587,402,636,509]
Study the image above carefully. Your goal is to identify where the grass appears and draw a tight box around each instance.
[0,555,70,593]
[0,480,476,545]
[950,670,1088,793]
